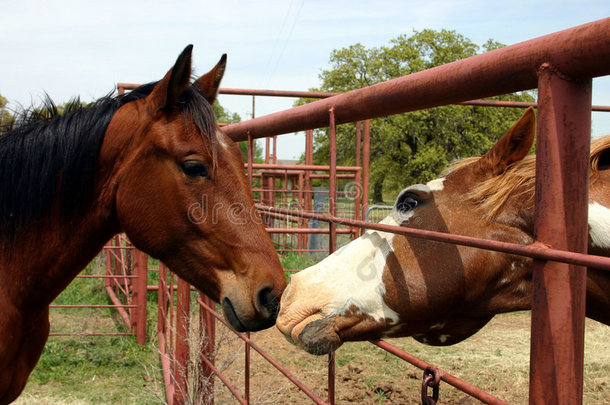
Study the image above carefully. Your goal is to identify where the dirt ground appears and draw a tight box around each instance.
[191,312,610,405]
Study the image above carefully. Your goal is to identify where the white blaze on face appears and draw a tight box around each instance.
[589,202,610,248]
[289,213,407,325]
[426,177,445,192]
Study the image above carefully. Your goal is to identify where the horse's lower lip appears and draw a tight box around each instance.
[284,312,325,345]
[297,316,342,355]
[222,297,247,332]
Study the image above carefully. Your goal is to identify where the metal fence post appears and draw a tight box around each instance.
[529,63,592,404]
[327,107,337,405]
[132,249,148,345]
[362,120,371,234]
[174,277,191,405]
[328,108,337,253]
[200,294,216,404]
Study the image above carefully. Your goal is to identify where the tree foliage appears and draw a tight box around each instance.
[213,103,263,163]
[301,29,535,202]
[0,93,14,134]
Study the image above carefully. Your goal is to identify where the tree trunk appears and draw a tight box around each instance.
[373,181,384,204]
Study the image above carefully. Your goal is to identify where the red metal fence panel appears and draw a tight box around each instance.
[50,17,610,404]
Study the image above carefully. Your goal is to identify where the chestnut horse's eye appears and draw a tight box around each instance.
[181,161,208,178]
[395,192,420,212]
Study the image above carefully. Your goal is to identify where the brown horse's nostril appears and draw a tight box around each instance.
[257,287,280,320]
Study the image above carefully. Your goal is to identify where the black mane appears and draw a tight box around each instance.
[0,82,217,242]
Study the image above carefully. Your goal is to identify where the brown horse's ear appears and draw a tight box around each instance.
[193,54,227,105]
[478,107,536,175]
[148,45,193,111]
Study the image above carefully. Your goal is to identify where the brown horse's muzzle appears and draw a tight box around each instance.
[222,285,283,332]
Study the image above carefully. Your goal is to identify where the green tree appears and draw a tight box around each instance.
[300,29,535,202]
[0,93,14,134]
[213,103,263,163]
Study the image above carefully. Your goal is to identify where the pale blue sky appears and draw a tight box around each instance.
[1,0,608,159]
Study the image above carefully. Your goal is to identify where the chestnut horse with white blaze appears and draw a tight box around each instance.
[0,46,286,403]
[277,108,609,355]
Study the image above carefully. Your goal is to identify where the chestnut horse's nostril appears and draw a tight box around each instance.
[257,287,280,320]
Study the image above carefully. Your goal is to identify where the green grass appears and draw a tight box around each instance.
[17,256,165,405]
[280,251,318,271]
[21,336,163,404]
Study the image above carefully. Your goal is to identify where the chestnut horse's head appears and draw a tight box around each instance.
[277,108,610,354]
[103,46,286,332]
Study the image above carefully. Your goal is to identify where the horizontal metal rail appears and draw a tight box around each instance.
[223,18,610,141]
[49,332,133,336]
[265,227,353,234]
[115,84,610,111]
[75,274,137,279]
[49,304,137,308]
[249,163,360,172]
[371,340,508,405]
[258,205,610,272]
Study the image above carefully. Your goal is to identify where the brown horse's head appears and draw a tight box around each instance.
[102,46,286,332]
[277,108,610,354]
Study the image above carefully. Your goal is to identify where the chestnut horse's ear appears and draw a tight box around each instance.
[193,54,227,105]
[148,45,193,111]
[478,107,536,175]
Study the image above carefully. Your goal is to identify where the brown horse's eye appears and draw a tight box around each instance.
[181,161,208,178]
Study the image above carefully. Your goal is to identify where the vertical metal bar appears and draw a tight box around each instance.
[529,63,591,405]
[157,264,167,341]
[298,172,305,250]
[362,120,371,234]
[305,129,314,165]
[104,242,112,291]
[327,108,337,405]
[245,332,251,403]
[133,249,148,345]
[304,129,314,249]
[174,277,191,405]
[247,92,261,404]
[328,108,337,253]
[352,122,362,241]
[354,121,362,229]
[157,263,174,405]
[168,272,175,393]
[247,131,254,189]
[116,237,131,323]
[283,170,289,254]
[199,294,215,405]
[268,174,276,208]
[328,350,336,405]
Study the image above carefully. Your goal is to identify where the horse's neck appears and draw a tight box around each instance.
[2,180,119,313]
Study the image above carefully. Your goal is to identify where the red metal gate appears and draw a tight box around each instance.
[116,18,610,405]
[217,17,610,405]
[49,235,147,339]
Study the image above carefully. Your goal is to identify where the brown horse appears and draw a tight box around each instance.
[0,46,286,403]
[277,108,610,355]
